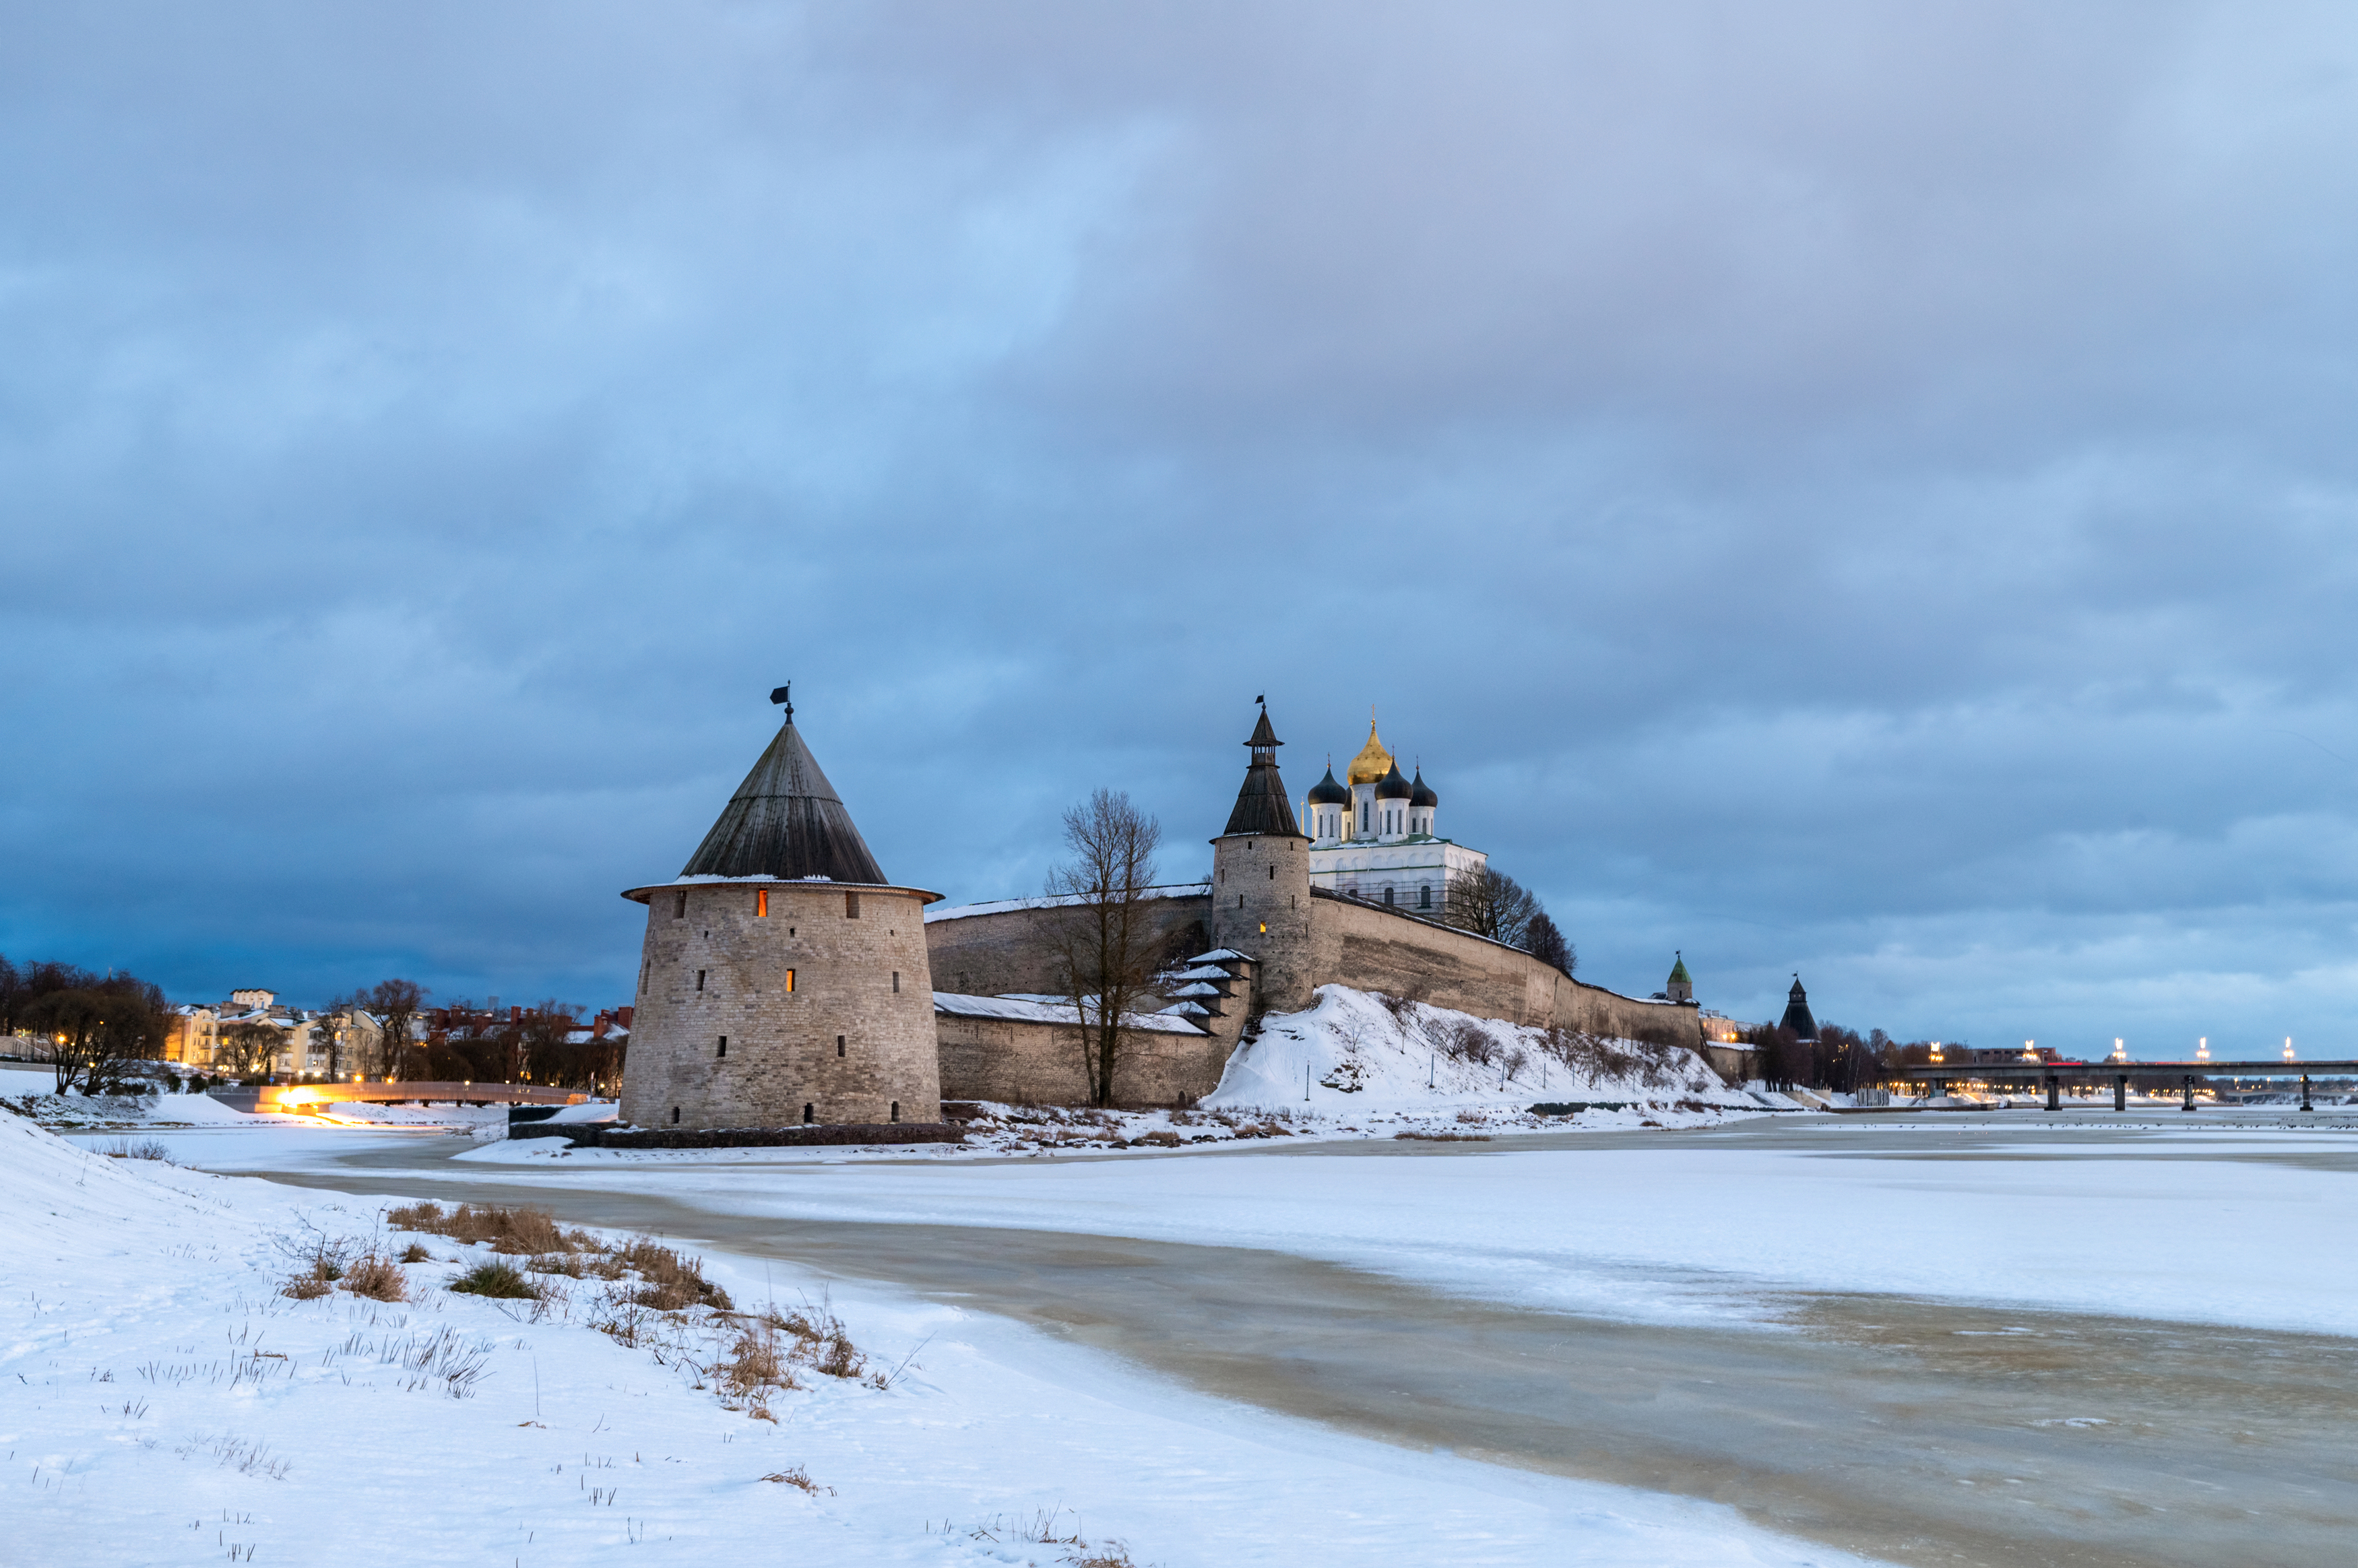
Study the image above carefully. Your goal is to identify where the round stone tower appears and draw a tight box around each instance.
[1207,703,1316,1016]
[620,689,943,1131]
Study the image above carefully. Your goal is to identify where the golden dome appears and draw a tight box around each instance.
[1345,720,1393,785]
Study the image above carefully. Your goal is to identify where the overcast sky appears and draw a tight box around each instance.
[8,2,2358,1057]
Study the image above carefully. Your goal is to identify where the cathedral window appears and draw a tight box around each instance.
[1420,886,1431,909]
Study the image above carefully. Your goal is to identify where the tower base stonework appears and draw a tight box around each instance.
[621,879,941,1131]
[1207,832,1314,1016]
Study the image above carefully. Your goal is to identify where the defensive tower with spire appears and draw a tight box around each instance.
[619,686,945,1132]
[1207,703,1316,1014]
[1779,975,1819,1043]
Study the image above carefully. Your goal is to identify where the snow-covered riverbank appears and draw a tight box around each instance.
[2,1110,1882,1567]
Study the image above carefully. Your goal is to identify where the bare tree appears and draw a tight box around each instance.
[1044,789,1167,1108]
[518,1000,583,1084]
[361,979,428,1078]
[215,1020,286,1082]
[1443,868,1541,948]
[25,982,166,1092]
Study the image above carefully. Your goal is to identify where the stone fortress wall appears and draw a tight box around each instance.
[1312,892,1704,1049]
[623,879,943,1130]
[924,877,1709,1107]
[934,1006,1240,1107]
[922,890,1211,1001]
[625,695,1729,1126]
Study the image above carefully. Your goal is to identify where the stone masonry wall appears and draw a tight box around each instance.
[621,880,943,1130]
[1312,892,1705,1051]
[1207,832,1316,1014]
[923,892,1211,999]
[935,1012,1236,1107]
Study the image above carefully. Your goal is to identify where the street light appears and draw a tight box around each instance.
[2197,1036,2210,1061]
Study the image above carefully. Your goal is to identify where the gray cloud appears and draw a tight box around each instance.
[6,2,2358,1055]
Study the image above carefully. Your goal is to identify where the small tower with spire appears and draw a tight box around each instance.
[619,686,945,1132]
[1665,952,1692,1005]
[1779,975,1818,1042]
[1208,702,1316,1015]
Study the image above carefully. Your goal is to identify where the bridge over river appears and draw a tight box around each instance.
[1894,1057,2358,1111]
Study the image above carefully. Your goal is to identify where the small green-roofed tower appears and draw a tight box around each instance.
[1666,952,1692,1004]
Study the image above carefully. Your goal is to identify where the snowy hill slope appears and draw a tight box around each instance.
[1206,985,1742,1112]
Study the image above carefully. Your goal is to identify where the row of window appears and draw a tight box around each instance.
[715,1033,852,1059]
[691,968,897,994]
[1339,883,1433,909]
[674,889,864,920]
[1312,806,1434,839]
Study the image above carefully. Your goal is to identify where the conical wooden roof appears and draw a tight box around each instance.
[680,715,888,884]
[1223,707,1303,837]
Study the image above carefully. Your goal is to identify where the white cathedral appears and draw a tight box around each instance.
[1302,720,1488,914]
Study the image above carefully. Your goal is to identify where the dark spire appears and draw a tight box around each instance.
[1376,758,1413,800]
[1307,760,1350,806]
[1222,703,1303,837]
[1779,974,1818,1041]
[1409,765,1437,809]
[679,696,889,884]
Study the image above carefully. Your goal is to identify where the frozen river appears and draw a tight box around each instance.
[137,1111,2358,1568]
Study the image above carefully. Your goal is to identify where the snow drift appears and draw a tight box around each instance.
[1206,985,1738,1112]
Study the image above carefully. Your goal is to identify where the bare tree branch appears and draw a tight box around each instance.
[1044,789,1166,1108]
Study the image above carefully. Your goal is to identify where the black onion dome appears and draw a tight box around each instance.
[680,712,889,884]
[1307,764,1350,806]
[1409,767,1438,808]
[1376,759,1413,800]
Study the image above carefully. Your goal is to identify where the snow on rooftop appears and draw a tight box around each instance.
[925,883,1210,922]
[933,991,1207,1036]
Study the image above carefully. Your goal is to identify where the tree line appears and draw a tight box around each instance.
[1,954,623,1095]
[0,956,172,1092]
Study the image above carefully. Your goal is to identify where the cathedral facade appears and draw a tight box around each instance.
[1301,721,1488,914]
